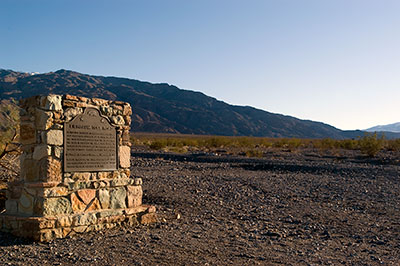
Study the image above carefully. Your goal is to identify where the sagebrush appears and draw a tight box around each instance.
[132,132,398,157]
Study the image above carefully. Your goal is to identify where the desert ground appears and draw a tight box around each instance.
[0,148,399,265]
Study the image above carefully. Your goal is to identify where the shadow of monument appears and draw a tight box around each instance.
[0,231,35,247]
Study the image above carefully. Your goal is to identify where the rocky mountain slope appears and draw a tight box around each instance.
[0,69,393,139]
[366,122,400,133]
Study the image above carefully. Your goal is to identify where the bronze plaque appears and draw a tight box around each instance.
[64,108,117,172]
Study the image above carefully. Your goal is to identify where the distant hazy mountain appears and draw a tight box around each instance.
[366,122,400,133]
[0,68,395,139]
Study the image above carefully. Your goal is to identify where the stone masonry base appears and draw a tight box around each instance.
[2,94,157,242]
[0,205,157,242]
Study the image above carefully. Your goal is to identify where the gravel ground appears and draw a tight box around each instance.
[1,150,400,265]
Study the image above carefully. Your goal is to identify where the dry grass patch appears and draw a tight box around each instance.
[132,132,400,158]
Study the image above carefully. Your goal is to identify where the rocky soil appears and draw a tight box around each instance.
[1,150,400,265]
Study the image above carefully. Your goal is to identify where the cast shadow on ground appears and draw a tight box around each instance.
[0,231,35,247]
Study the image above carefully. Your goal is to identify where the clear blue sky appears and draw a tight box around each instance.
[1,0,399,130]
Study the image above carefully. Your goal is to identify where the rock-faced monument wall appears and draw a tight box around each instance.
[0,94,156,241]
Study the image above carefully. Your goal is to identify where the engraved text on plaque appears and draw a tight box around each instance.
[64,108,117,172]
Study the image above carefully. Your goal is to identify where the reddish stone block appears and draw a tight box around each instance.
[62,100,76,108]
[77,189,96,205]
[92,98,109,106]
[86,198,101,212]
[78,96,89,103]
[71,193,85,213]
[64,94,79,101]
[140,213,157,225]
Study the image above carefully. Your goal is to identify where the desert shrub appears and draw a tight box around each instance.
[133,133,394,156]
[167,138,183,148]
[0,100,20,160]
[130,136,144,146]
[358,132,385,157]
[180,138,199,147]
[312,138,359,151]
[339,139,358,150]
[271,138,307,151]
[147,137,200,150]
[313,138,338,150]
[149,139,168,150]
[286,138,304,150]
[387,139,400,152]
[0,100,20,183]
[273,138,289,148]
[245,149,264,158]
[203,137,231,148]
[259,139,273,148]
[234,137,254,148]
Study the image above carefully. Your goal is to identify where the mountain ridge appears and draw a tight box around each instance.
[366,122,400,133]
[0,68,398,139]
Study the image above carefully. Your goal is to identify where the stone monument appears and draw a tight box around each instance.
[0,94,156,241]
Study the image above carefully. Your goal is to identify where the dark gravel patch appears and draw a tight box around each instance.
[1,150,399,265]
